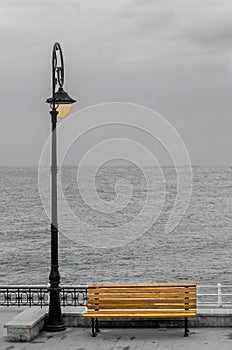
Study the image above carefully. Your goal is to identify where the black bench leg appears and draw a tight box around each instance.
[184,318,189,337]
[96,318,100,333]
[91,318,96,337]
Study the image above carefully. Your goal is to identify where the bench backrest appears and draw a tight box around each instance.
[87,283,197,312]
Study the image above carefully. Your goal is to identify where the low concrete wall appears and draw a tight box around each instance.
[191,309,232,327]
[62,307,90,327]
[62,307,232,328]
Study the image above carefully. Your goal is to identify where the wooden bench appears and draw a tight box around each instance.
[83,282,197,337]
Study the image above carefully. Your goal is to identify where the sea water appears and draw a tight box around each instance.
[0,166,231,285]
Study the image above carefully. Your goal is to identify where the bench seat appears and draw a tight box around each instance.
[83,310,196,318]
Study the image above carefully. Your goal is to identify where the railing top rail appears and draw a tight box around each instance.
[60,285,88,288]
[0,284,232,287]
[0,285,88,289]
[198,285,232,288]
[0,285,47,289]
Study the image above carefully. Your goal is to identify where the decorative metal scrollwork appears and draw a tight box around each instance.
[52,42,64,95]
[0,286,87,308]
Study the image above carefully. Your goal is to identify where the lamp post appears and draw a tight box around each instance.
[45,42,76,332]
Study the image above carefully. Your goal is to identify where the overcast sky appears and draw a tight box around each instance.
[1,0,232,166]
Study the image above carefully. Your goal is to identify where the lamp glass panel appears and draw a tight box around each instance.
[57,103,73,118]
[50,103,73,118]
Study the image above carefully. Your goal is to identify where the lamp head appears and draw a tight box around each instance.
[46,87,76,118]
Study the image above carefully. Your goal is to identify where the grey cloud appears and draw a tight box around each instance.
[0,0,232,165]
[180,20,232,52]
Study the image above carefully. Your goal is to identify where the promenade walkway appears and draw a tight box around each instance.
[0,327,232,350]
[0,308,232,349]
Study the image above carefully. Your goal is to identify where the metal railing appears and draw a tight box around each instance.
[0,285,87,308]
[197,284,232,309]
[0,284,232,309]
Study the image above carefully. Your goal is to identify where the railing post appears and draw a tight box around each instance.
[217,283,222,308]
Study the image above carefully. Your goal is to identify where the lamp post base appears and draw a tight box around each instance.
[44,324,66,332]
[45,287,66,332]
[44,323,66,332]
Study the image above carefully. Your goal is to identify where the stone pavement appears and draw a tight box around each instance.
[0,327,232,349]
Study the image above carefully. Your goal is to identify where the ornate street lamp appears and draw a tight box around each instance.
[45,42,76,331]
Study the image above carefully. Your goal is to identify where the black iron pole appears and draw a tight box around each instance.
[45,43,65,332]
